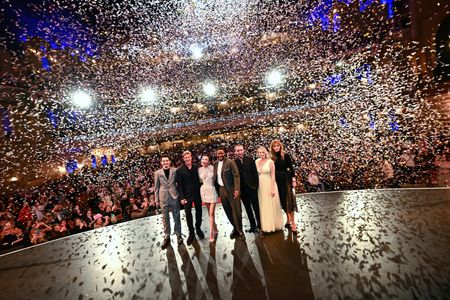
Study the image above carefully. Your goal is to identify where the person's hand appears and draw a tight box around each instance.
[292,179,297,188]
[233,190,239,199]
[181,199,187,205]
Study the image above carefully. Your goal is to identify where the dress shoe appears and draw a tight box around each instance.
[246,227,257,233]
[196,229,205,240]
[161,238,170,249]
[187,233,195,245]
[177,235,183,245]
[229,230,238,239]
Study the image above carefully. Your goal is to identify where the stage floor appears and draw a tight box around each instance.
[0,188,449,299]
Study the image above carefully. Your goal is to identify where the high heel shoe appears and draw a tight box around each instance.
[284,223,291,229]
[291,225,298,234]
[209,237,215,243]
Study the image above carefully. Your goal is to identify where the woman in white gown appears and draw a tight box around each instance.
[198,155,219,242]
[256,146,284,233]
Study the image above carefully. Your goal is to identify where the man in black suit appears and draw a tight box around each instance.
[213,147,245,240]
[234,145,261,235]
[177,150,204,245]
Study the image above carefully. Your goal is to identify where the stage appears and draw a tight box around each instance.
[0,188,449,299]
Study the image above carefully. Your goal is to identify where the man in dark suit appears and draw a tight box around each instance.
[234,145,261,235]
[213,147,245,240]
[177,150,204,245]
[154,156,183,249]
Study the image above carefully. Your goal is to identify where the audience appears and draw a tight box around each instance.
[0,131,448,253]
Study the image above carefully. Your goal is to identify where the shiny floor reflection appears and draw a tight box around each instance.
[0,188,448,299]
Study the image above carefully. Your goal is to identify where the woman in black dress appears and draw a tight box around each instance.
[270,140,298,233]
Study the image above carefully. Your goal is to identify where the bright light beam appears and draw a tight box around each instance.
[266,70,283,87]
[140,87,157,104]
[203,82,216,96]
[190,44,203,59]
[71,90,92,108]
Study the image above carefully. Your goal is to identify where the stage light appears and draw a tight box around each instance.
[190,44,203,59]
[10,177,18,182]
[203,82,216,96]
[71,90,92,109]
[140,87,157,104]
[267,70,283,87]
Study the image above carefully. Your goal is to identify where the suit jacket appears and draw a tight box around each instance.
[176,164,201,201]
[213,157,240,196]
[234,155,259,190]
[154,167,179,203]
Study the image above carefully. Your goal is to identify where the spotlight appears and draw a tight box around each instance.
[203,82,216,96]
[190,44,203,59]
[266,70,283,87]
[140,87,157,104]
[71,90,92,108]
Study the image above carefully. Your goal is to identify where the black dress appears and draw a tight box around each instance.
[274,153,298,213]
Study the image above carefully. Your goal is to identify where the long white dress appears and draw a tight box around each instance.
[198,165,218,203]
[256,158,284,232]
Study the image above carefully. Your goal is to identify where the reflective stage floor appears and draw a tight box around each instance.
[0,188,449,299]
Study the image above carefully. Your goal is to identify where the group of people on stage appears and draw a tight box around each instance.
[154,140,298,249]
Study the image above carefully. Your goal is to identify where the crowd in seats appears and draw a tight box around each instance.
[1,132,448,253]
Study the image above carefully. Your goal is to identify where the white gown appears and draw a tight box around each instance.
[256,158,284,232]
[198,165,218,203]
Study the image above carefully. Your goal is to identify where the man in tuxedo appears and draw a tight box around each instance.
[177,150,204,245]
[213,147,245,240]
[234,145,262,236]
[154,156,183,249]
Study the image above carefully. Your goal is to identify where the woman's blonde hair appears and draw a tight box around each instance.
[257,146,269,159]
[270,139,285,160]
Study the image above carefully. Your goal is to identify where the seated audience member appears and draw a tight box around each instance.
[91,214,110,229]
[50,221,68,240]
[72,218,89,234]
[29,221,52,245]
[17,202,32,227]
[307,170,324,192]
[32,197,48,221]
[1,221,24,249]
[111,201,123,224]
[85,209,94,225]
[71,204,84,220]
[125,197,150,220]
